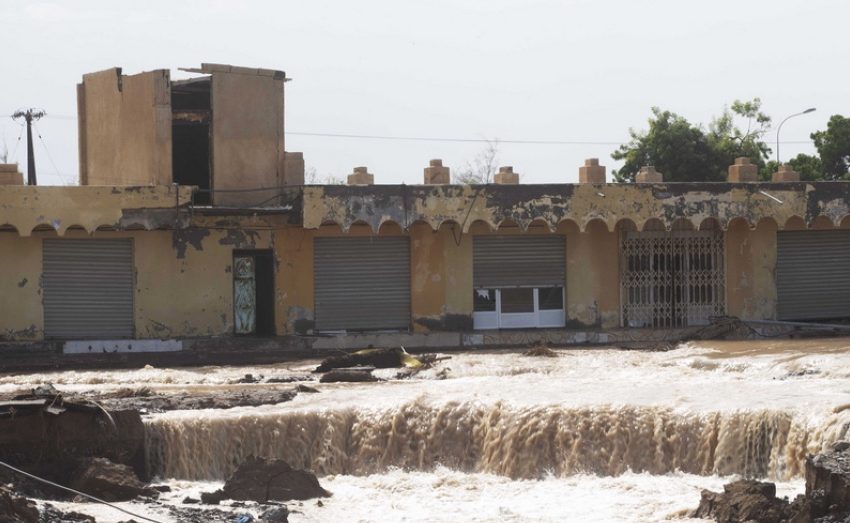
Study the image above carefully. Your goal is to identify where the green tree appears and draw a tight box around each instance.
[789,154,824,181]
[611,108,719,182]
[760,155,823,181]
[708,98,772,171]
[612,99,773,182]
[812,115,850,180]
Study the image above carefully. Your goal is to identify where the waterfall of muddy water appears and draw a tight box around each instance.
[9,338,850,522]
[141,339,850,482]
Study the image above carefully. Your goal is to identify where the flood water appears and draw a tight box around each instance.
[8,337,850,522]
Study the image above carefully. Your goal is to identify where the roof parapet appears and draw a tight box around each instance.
[424,159,450,184]
[493,166,519,185]
[728,157,758,182]
[636,165,663,183]
[348,166,374,185]
[579,158,606,184]
[772,163,800,182]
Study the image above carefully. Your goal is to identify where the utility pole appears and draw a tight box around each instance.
[12,108,45,185]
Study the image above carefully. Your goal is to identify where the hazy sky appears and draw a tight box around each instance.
[1,0,846,186]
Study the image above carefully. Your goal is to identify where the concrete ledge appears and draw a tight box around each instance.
[310,332,461,351]
[64,339,182,354]
[0,322,813,373]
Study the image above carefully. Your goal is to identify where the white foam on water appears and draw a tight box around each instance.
[13,338,850,522]
[50,471,804,523]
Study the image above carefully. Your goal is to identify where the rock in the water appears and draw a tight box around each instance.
[522,347,558,357]
[692,480,793,523]
[166,505,241,523]
[202,456,330,503]
[38,504,96,522]
[0,485,94,523]
[70,457,157,502]
[319,369,379,383]
[0,484,39,523]
[807,441,850,513]
[259,506,290,522]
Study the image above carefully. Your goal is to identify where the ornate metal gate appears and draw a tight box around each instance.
[620,225,725,328]
[233,256,256,334]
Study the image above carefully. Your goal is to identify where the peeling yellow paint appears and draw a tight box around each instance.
[0,185,192,237]
[302,183,850,233]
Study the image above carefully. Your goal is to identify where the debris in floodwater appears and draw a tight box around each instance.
[522,347,559,357]
[315,347,451,381]
[314,347,420,373]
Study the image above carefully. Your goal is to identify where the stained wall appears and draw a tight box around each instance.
[78,68,172,186]
[211,70,286,206]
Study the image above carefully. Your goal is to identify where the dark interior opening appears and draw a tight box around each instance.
[253,251,276,336]
[172,77,212,205]
[172,123,210,204]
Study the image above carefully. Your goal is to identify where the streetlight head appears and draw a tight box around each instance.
[803,107,816,114]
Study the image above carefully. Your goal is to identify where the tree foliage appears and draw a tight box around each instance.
[812,115,850,180]
[612,99,772,182]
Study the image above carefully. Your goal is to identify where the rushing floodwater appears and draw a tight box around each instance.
[9,338,850,522]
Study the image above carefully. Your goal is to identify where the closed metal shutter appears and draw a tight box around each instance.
[314,237,410,331]
[43,239,134,339]
[473,236,565,288]
[777,230,850,320]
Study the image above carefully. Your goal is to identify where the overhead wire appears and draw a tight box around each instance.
[8,113,816,146]
[9,122,24,162]
[0,459,166,523]
[32,121,72,185]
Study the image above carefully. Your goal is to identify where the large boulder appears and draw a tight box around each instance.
[70,457,157,502]
[692,480,795,523]
[202,456,330,503]
[807,441,850,512]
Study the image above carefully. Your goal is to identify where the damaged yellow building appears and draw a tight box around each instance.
[1,65,849,353]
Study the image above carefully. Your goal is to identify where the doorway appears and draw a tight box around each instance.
[620,223,725,328]
[233,249,275,336]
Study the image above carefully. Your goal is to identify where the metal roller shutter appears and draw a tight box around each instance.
[314,237,410,331]
[473,236,565,288]
[43,239,135,339]
[777,230,850,320]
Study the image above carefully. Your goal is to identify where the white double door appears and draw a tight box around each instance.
[473,286,565,330]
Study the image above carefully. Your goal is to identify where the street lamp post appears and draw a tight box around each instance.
[776,108,816,164]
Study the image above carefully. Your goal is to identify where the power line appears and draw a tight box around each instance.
[9,112,818,145]
[9,122,24,162]
[288,131,622,145]
[286,131,815,145]
[0,459,165,523]
[33,121,72,185]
